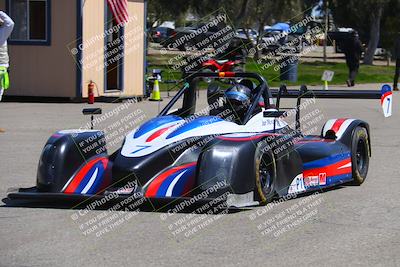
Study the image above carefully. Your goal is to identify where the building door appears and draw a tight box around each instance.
[105,5,124,91]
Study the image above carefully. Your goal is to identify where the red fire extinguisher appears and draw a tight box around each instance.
[88,80,95,104]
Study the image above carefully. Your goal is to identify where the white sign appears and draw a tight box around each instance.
[322,70,334,82]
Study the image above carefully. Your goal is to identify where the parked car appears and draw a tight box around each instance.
[164,22,234,51]
[261,22,309,54]
[151,26,176,44]
[236,28,258,45]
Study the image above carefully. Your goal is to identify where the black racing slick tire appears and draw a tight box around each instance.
[254,142,277,204]
[350,126,370,185]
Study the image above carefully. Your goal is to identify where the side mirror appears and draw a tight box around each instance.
[82,108,102,115]
[82,108,102,129]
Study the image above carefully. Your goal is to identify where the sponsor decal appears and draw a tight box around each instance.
[318,172,327,185]
[304,173,327,187]
[288,174,306,194]
[304,176,319,187]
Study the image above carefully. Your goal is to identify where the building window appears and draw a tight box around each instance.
[7,0,51,45]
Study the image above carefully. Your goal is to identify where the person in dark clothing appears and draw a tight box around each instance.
[341,31,363,87]
[393,32,400,91]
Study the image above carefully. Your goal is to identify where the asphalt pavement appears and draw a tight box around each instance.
[0,84,399,267]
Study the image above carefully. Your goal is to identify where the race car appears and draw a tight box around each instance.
[5,72,382,209]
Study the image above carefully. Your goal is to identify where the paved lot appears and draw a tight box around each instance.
[0,85,399,267]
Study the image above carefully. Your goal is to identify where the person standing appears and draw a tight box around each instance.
[341,31,363,87]
[393,32,400,91]
[0,11,14,101]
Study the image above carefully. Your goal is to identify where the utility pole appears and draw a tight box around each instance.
[323,0,329,63]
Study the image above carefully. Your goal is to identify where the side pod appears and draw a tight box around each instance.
[195,135,303,199]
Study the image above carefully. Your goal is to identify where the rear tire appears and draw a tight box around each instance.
[254,142,277,204]
[350,127,370,185]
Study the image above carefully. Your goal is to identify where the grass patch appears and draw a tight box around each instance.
[147,54,395,91]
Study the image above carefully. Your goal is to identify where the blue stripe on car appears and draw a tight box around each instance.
[156,170,183,197]
[166,116,223,139]
[171,166,196,196]
[326,173,353,186]
[85,163,107,194]
[75,161,105,193]
[303,152,351,170]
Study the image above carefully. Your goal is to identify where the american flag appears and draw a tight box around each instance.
[107,0,129,25]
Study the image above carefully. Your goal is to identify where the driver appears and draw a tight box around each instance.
[223,84,252,124]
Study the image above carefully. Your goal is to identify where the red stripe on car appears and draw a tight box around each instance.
[64,157,105,194]
[146,126,173,142]
[331,118,347,133]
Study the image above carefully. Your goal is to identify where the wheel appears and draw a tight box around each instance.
[350,126,370,185]
[254,142,277,204]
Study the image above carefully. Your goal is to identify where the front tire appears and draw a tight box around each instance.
[254,143,277,204]
[350,127,370,185]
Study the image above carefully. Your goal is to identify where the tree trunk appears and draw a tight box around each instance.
[363,5,383,65]
[233,0,250,28]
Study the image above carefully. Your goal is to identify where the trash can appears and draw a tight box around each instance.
[280,58,298,82]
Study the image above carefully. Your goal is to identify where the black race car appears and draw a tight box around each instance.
[5,72,381,209]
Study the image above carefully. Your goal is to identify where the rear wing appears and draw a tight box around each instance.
[271,86,381,100]
[178,72,391,127]
[272,84,390,130]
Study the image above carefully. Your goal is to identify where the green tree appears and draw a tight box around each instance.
[147,0,189,28]
[380,0,400,56]
[330,0,389,65]
[188,0,250,28]
[241,0,304,57]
